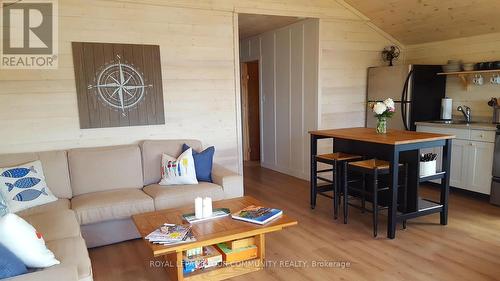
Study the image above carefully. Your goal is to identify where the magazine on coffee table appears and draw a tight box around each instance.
[145,223,196,245]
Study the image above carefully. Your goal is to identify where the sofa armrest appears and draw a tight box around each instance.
[212,164,244,199]
[5,266,78,281]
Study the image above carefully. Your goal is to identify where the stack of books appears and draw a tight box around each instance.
[145,223,196,245]
[215,237,258,264]
[183,245,223,274]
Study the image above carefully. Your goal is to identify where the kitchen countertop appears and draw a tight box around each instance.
[415,121,498,131]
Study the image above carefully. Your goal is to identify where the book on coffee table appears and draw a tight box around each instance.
[231,205,283,225]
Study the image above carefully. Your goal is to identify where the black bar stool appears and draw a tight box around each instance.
[311,152,362,219]
[343,159,408,237]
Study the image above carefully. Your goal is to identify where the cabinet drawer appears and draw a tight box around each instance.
[470,130,495,143]
[417,126,469,140]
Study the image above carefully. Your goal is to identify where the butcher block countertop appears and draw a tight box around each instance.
[309,127,455,145]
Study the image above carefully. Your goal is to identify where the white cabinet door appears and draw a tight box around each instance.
[468,141,494,194]
[450,139,469,189]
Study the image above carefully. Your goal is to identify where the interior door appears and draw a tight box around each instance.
[241,61,261,161]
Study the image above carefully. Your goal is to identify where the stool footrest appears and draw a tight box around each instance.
[317,176,334,183]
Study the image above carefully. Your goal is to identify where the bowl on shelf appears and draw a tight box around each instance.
[462,63,475,71]
[442,64,461,73]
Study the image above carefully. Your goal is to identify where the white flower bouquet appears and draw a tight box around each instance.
[369,98,396,133]
[370,98,396,118]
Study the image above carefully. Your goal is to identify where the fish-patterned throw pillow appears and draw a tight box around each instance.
[159,148,198,185]
[0,160,57,213]
[0,193,8,217]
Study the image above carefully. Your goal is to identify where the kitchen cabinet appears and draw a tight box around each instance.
[469,141,494,194]
[450,139,469,189]
[417,125,494,194]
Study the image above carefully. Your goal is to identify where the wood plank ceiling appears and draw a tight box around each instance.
[238,13,306,39]
[344,0,500,44]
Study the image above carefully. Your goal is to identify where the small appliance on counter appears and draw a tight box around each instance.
[488,98,500,124]
[441,97,453,121]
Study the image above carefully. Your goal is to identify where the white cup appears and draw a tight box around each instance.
[473,74,484,85]
[491,74,500,85]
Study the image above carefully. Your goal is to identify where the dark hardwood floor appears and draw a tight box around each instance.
[89,163,500,281]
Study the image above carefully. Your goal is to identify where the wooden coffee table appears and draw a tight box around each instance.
[132,196,298,281]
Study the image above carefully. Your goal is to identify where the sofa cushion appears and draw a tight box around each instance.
[71,189,154,225]
[143,182,225,210]
[23,210,80,242]
[140,140,202,186]
[3,266,78,281]
[17,199,70,218]
[46,237,92,281]
[68,145,143,196]
[0,151,72,199]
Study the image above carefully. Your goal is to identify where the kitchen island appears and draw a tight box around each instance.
[309,127,455,239]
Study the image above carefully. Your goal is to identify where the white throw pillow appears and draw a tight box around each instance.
[159,148,198,185]
[0,160,57,213]
[0,213,60,268]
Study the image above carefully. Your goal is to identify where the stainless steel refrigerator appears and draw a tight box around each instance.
[366,65,446,131]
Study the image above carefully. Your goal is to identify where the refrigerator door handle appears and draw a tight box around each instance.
[401,71,413,131]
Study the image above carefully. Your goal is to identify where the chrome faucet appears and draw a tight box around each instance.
[457,106,472,123]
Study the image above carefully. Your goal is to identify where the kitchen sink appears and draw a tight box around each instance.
[427,120,479,125]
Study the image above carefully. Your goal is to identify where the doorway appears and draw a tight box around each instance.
[241,61,261,162]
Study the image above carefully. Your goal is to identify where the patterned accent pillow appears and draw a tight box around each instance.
[0,193,8,217]
[0,161,57,213]
[159,148,198,185]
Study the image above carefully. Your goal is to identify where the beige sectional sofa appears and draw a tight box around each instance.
[0,140,243,281]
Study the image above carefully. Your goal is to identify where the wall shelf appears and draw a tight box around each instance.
[437,69,500,90]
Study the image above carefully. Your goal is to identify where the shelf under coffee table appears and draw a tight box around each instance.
[132,196,298,281]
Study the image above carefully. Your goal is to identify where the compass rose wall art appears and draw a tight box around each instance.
[72,42,165,129]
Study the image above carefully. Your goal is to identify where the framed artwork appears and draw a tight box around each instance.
[72,42,165,129]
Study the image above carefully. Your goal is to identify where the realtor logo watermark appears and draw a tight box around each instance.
[1,0,58,69]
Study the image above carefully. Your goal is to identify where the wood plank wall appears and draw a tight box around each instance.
[406,32,500,119]
[0,0,401,174]
[0,0,239,170]
[240,19,319,179]
[319,19,403,154]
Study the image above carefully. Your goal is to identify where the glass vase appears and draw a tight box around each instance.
[376,117,387,134]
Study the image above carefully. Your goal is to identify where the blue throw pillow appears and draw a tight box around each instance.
[0,243,27,279]
[182,144,215,182]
